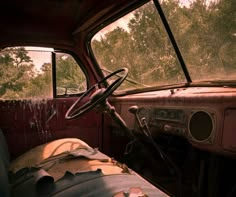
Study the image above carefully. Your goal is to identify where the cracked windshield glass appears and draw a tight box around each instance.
[91,0,235,92]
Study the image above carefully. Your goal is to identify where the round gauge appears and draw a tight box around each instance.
[188,111,214,142]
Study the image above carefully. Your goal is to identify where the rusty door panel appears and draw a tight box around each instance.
[0,98,102,158]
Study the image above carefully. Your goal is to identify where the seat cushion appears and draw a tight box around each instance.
[10,138,169,197]
[0,129,10,197]
[10,138,125,181]
[10,138,91,173]
[0,156,10,197]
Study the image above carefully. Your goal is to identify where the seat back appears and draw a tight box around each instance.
[0,129,10,169]
[0,129,10,197]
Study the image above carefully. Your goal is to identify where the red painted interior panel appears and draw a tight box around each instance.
[110,87,236,157]
[0,98,102,159]
[222,109,236,152]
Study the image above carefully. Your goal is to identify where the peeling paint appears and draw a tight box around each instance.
[0,99,55,145]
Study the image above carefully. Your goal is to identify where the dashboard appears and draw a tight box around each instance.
[112,86,236,157]
[136,107,215,143]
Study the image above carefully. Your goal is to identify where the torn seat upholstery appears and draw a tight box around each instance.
[1,136,168,196]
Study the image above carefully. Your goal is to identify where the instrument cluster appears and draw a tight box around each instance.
[136,107,215,143]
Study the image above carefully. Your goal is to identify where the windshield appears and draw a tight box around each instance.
[161,0,235,81]
[91,0,235,92]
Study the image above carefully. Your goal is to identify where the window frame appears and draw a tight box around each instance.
[0,47,89,100]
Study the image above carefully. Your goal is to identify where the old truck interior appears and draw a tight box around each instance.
[0,0,235,196]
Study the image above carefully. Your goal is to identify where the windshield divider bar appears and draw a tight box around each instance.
[52,52,57,98]
[153,0,192,83]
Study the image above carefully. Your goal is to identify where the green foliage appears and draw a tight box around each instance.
[0,47,35,99]
[0,48,86,99]
[0,0,234,98]
[92,1,186,90]
[56,53,86,94]
[24,63,53,98]
[92,0,235,89]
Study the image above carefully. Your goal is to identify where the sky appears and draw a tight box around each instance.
[26,47,53,72]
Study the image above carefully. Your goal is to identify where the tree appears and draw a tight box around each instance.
[0,47,35,99]
[92,0,234,87]
[56,53,86,94]
[24,63,53,98]
[92,1,185,88]
[212,0,236,73]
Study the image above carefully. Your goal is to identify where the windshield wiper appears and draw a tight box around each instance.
[101,68,150,88]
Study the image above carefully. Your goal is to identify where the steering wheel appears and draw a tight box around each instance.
[65,68,128,120]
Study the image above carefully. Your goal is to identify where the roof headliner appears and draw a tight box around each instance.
[0,0,143,49]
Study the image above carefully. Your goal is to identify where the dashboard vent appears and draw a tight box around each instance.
[188,111,214,142]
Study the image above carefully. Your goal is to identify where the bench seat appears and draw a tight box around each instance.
[1,132,168,197]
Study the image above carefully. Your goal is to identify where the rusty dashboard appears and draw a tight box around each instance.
[112,86,236,157]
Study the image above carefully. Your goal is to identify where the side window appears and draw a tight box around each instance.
[0,47,86,100]
[0,47,53,99]
[56,53,87,96]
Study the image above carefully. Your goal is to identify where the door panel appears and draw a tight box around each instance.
[0,98,102,159]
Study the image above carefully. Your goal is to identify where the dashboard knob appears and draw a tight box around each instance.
[129,105,139,114]
[164,124,172,132]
